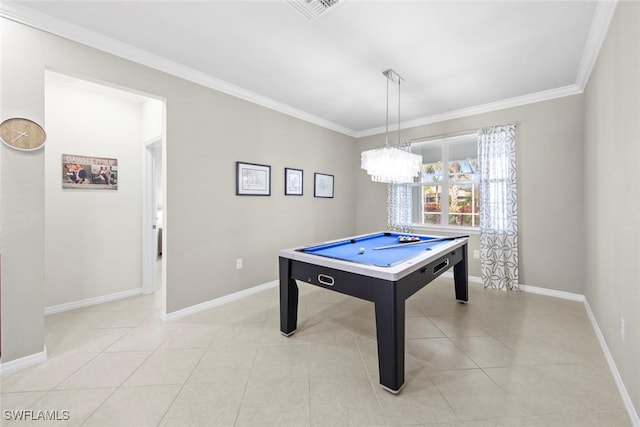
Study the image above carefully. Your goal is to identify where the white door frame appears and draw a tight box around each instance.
[142,138,162,295]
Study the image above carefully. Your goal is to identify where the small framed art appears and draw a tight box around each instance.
[314,173,334,198]
[285,168,303,196]
[62,153,118,190]
[236,161,271,196]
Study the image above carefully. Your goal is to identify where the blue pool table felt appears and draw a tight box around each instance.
[300,232,449,267]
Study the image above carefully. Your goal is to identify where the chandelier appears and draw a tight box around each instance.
[361,69,422,184]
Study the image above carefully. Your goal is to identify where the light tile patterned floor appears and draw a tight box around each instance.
[0,278,632,426]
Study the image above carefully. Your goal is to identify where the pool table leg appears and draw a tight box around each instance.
[279,257,299,336]
[374,283,405,394]
[454,244,469,303]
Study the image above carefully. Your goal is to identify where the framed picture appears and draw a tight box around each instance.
[285,167,303,196]
[62,153,118,190]
[236,161,271,196]
[314,173,334,198]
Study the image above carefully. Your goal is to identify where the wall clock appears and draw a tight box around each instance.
[0,117,47,151]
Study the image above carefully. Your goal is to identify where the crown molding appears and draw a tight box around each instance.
[354,84,583,139]
[1,2,613,140]
[575,0,619,90]
[0,2,356,137]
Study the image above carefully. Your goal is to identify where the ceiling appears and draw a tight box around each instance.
[3,1,614,137]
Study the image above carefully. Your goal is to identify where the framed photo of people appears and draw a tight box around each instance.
[62,154,118,190]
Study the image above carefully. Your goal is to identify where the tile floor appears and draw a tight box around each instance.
[0,277,632,426]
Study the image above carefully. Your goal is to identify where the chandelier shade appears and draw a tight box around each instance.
[360,146,422,183]
[361,69,422,184]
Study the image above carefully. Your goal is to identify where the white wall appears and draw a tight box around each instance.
[44,77,144,307]
[142,98,164,214]
[0,19,46,362]
[142,98,163,142]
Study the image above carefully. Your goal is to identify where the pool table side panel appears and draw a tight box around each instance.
[288,258,386,302]
[395,247,466,301]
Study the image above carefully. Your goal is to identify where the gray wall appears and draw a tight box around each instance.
[0,20,46,362]
[0,19,356,362]
[164,82,356,313]
[356,95,585,292]
[583,1,640,415]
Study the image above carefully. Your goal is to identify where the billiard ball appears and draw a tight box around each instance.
[358,247,366,254]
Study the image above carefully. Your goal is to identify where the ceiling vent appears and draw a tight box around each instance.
[287,0,341,21]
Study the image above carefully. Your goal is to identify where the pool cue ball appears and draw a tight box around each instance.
[358,247,366,254]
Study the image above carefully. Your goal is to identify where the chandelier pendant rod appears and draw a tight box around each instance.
[385,75,390,148]
[397,76,401,147]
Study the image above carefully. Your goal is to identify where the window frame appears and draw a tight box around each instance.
[410,133,480,231]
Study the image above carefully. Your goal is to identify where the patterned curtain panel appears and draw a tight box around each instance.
[387,183,412,232]
[387,141,413,232]
[478,124,519,290]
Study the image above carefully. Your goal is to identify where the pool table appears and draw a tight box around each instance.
[279,231,469,394]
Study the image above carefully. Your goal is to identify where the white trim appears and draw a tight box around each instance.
[441,271,483,286]
[451,277,636,424]
[162,280,278,322]
[412,225,480,235]
[0,3,354,137]
[518,283,585,302]
[44,288,143,315]
[441,275,587,303]
[584,299,640,427]
[575,0,619,90]
[142,138,162,295]
[470,278,637,425]
[0,3,603,140]
[354,85,583,138]
[0,347,47,376]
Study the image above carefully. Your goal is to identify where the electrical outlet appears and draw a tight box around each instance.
[236,258,243,269]
[621,318,626,341]
[473,250,480,259]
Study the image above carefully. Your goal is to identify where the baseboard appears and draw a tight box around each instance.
[44,287,143,315]
[162,280,278,322]
[441,271,483,285]
[0,347,47,376]
[518,283,585,302]
[584,299,640,427]
[443,272,586,302]
[444,272,636,424]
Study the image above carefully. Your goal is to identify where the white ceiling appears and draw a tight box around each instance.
[3,1,614,136]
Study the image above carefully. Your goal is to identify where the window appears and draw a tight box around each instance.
[410,133,479,228]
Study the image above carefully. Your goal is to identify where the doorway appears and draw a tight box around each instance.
[143,137,165,301]
[44,70,165,313]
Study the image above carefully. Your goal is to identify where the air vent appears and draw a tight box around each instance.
[287,0,341,21]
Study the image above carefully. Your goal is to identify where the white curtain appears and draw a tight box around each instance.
[387,183,412,232]
[478,124,519,291]
[387,141,413,232]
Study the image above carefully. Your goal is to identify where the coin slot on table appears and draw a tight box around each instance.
[433,259,450,275]
[318,274,335,286]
